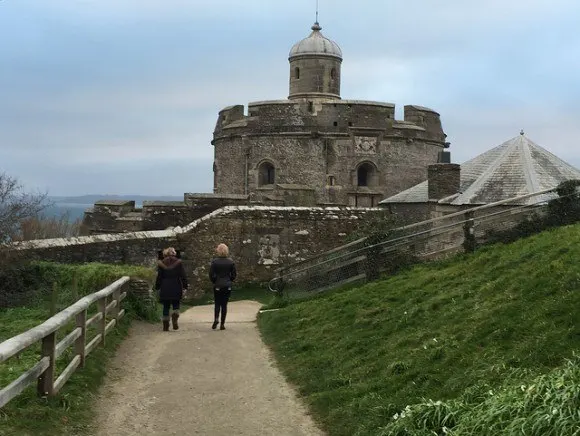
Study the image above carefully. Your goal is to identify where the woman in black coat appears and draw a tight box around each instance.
[209,243,237,330]
[155,247,188,331]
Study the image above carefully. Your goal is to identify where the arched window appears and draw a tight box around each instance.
[295,67,300,79]
[258,162,276,186]
[357,163,375,187]
[330,68,337,79]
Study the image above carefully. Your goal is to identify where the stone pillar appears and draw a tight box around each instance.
[428,163,461,200]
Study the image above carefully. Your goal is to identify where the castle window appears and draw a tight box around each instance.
[330,68,337,79]
[258,162,275,186]
[357,163,375,187]
[333,121,338,126]
[327,175,336,186]
[308,101,314,113]
[295,67,300,79]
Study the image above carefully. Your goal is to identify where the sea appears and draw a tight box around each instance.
[44,195,183,222]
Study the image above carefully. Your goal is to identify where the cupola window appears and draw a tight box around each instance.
[295,67,300,79]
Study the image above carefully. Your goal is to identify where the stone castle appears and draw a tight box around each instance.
[82,20,449,235]
[26,20,580,293]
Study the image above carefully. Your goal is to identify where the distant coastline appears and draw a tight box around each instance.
[45,194,183,221]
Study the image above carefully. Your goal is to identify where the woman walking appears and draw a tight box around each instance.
[155,247,188,331]
[209,243,237,330]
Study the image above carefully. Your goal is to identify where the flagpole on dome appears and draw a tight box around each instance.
[316,0,319,24]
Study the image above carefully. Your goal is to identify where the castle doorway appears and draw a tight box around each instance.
[357,163,374,187]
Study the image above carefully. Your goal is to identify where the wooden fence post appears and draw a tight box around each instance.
[97,296,107,347]
[37,332,56,397]
[112,287,121,322]
[75,310,87,368]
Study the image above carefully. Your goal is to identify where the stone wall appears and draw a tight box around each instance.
[383,203,432,224]
[176,206,378,292]
[15,206,383,298]
[81,194,251,235]
[428,163,461,200]
[213,100,447,207]
[289,56,342,99]
[14,231,177,266]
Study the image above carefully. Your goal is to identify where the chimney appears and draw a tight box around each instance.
[428,152,460,200]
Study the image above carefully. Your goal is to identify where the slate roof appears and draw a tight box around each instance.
[380,134,580,206]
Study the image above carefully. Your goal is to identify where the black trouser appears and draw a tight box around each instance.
[161,300,180,317]
[214,288,231,323]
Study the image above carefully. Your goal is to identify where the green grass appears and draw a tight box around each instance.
[0,262,155,436]
[187,283,277,307]
[258,224,580,435]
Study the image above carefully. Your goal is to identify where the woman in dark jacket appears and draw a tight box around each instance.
[155,247,188,331]
[209,243,237,330]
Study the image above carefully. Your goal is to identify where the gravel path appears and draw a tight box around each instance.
[92,300,325,436]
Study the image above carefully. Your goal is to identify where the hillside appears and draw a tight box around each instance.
[258,224,580,435]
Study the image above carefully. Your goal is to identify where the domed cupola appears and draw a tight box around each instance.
[289,22,343,60]
[288,22,343,100]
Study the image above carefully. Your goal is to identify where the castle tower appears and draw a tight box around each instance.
[288,22,342,100]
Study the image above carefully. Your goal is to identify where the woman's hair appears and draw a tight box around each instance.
[163,247,177,257]
[216,243,229,257]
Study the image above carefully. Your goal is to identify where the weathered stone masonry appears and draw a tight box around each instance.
[80,21,450,236]
[213,101,447,207]
[18,206,381,296]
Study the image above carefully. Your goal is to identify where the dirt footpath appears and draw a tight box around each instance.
[92,300,325,436]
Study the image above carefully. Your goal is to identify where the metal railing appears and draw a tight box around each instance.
[269,188,557,298]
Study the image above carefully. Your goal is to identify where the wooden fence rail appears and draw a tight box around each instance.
[0,276,131,408]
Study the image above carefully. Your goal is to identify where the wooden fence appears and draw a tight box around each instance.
[0,276,130,408]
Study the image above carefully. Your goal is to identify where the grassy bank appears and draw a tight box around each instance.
[0,262,155,435]
[258,224,580,435]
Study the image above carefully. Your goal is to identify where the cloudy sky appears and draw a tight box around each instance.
[1,0,579,196]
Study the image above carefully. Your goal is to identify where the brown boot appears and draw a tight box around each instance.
[162,317,170,331]
[171,311,180,330]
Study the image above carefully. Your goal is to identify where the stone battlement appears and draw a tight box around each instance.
[213,99,445,145]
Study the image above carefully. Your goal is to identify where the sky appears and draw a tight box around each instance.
[1,0,580,196]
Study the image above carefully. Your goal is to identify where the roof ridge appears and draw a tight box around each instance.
[454,137,516,203]
[520,135,541,193]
